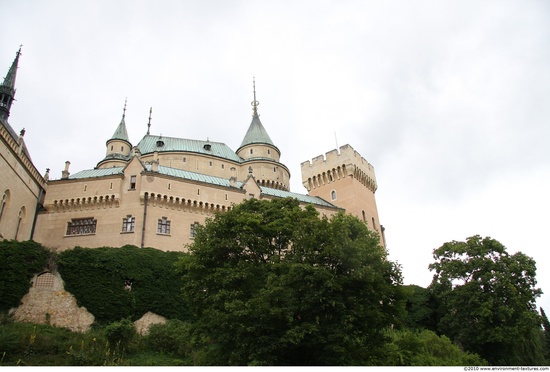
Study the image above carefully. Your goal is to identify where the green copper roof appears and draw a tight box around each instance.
[137,135,243,162]
[67,164,336,209]
[239,112,275,149]
[110,117,130,142]
[69,167,125,179]
[152,165,244,188]
[260,187,338,208]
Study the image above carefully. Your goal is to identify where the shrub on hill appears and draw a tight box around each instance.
[57,245,189,323]
[0,240,50,312]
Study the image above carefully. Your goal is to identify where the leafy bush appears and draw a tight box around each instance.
[0,240,50,312]
[145,320,192,357]
[104,319,135,350]
[57,245,189,323]
[384,328,487,366]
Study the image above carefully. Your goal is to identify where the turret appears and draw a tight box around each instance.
[236,79,281,162]
[236,79,290,191]
[301,144,385,246]
[0,47,21,123]
[97,100,132,168]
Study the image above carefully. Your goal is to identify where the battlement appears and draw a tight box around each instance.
[300,144,377,193]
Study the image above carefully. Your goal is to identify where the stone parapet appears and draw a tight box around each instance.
[301,144,377,193]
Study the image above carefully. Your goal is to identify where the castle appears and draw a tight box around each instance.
[0,48,385,252]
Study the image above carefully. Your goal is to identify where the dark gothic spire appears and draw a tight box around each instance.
[0,46,22,122]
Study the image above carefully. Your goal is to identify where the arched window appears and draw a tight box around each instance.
[362,210,366,223]
[331,190,337,200]
[15,206,25,240]
[35,272,55,289]
[0,191,8,222]
[372,217,377,230]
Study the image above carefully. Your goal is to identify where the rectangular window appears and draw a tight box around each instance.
[190,222,199,239]
[66,217,97,235]
[122,215,135,232]
[157,217,171,235]
[130,175,137,190]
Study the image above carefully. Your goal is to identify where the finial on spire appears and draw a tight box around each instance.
[147,107,152,135]
[121,98,127,120]
[251,77,259,116]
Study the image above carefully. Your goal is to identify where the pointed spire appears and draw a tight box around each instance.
[251,76,259,117]
[147,107,152,135]
[109,99,130,142]
[0,46,22,122]
[238,78,276,150]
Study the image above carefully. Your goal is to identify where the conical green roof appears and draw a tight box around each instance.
[110,116,129,142]
[239,111,275,148]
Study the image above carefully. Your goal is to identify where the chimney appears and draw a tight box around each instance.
[61,161,70,179]
[151,160,159,172]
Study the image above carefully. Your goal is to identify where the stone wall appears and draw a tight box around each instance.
[11,271,94,333]
[134,311,167,335]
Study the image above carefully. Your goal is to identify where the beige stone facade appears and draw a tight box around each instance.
[0,116,47,242]
[1,49,383,254]
[301,144,385,246]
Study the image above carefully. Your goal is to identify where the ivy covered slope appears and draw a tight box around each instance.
[57,245,189,323]
[0,240,50,312]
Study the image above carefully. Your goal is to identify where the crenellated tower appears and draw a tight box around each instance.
[0,47,21,123]
[236,79,290,191]
[301,144,385,245]
[97,100,132,168]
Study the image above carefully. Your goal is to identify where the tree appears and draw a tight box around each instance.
[383,328,487,366]
[177,198,404,366]
[401,285,438,332]
[541,308,550,361]
[429,235,545,365]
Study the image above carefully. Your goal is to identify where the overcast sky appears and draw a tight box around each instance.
[2,0,549,311]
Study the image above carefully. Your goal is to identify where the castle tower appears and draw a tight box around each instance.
[236,79,290,191]
[97,100,132,168]
[0,47,21,123]
[301,144,385,246]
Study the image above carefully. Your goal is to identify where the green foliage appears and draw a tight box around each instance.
[541,308,550,361]
[144,320,193,357]
[429,235,545,365]
[383,328,487,366]
[402,285,438,331]
[57,245,189,323]
[0,240,50,312]
[104,319,135,350]
[178,198,404,365]
[0,322,125,366]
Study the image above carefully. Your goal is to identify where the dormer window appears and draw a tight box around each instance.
[204,143,212,151]
[156,140,164,147]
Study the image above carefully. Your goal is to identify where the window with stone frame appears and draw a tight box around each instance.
[157,216,171,235]
[0,191,7,222]
[66,217,97,235]
[190,222,199,239]
[122,215,135,232]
